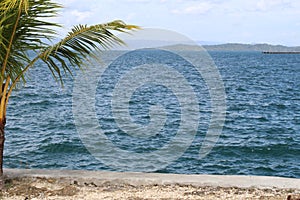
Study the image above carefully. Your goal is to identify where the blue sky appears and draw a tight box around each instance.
[54,0,300,46]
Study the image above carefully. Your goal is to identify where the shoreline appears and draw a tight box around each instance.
[4,168,300,189]
[2,169,300,199]
[262,51,300,54]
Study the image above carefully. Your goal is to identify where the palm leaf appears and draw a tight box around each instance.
[39,20,139,84]
[1,0,61,83]
[3,0,139,97]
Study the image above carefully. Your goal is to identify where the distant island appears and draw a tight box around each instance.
[161,43,300,52]
[112,40,300,52]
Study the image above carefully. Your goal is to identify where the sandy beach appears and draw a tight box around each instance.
[1,177,300,200]
[1,169,300,199]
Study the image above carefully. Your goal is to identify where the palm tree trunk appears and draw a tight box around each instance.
[0,118,5,189]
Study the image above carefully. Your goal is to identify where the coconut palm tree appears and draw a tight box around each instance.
[0,0,138,188]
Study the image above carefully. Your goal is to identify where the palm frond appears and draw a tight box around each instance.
[2,0,139,101]
[0,0,28,13]
[39,20,139,85]
[0,0,61,83]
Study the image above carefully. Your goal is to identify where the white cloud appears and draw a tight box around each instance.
[50,0,300,45]
[253,0,292,11]
[125,13,137,21]
[124,0,151,3]
[70,10,93,23]
[172,2,214,15]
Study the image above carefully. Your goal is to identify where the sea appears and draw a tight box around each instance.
[4,50,300,178]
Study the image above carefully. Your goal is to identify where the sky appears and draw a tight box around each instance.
[53,0,300,46]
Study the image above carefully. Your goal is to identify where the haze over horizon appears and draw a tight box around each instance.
[54,0,300,46]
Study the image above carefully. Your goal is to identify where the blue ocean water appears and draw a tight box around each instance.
[4,50,300,178]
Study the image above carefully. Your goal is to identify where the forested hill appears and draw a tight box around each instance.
[161,43,300,52]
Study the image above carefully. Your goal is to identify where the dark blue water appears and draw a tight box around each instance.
[4,50,300,178]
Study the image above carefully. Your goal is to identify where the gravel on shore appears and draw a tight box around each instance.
[1,177,300,200]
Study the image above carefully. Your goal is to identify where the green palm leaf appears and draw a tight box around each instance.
[40,20,138,84]
[0,0,139,97]
[1,0,61,83]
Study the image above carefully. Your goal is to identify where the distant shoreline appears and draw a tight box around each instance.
[112,41,300,51]
[161,43,300,52]
[262,51,300,54]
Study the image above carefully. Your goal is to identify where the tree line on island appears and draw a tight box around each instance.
[161,43,300,52]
